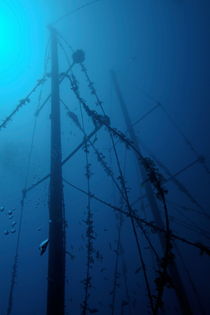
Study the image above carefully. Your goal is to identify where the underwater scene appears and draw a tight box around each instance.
[0,0,210,314]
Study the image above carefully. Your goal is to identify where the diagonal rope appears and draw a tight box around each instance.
[0,76,47,131]
[78,97,95,315]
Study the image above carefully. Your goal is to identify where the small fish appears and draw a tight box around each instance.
[4,230,9,236]
[0,206,5,212]
[39,239,49,255]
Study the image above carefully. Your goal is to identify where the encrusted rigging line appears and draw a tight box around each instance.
[0,75,47,131]
[78,99,95,315]
[63,178,210,256]
[79,63,104,109]
[6,87,44,315]
[110,149,127,315]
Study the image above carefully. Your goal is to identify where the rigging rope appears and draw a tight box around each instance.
[110,150,127,315]
[79,99,95,315]
[0,76,47,131]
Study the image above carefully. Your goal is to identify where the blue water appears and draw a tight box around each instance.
[0,0,210,314]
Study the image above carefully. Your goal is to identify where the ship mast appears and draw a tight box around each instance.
[47,27,66,315]
[111,70,192,315]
